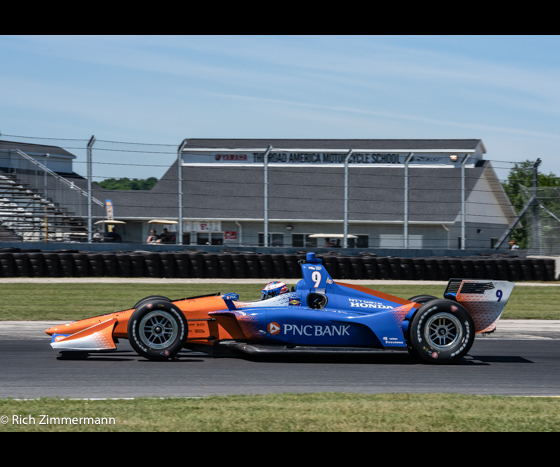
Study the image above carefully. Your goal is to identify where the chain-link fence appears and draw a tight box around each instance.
[520,185,560,255]
[0,135,552,254]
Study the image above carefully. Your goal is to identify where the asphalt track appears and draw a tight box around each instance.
[1,279,559,399]
[1,324,560,399]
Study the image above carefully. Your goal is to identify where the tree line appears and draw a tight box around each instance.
[97,177,158,191]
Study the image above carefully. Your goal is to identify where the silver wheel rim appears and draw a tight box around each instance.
[424,312,463,350]
[139,311,178,349]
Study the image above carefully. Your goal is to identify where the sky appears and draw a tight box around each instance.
[1,35,559,182]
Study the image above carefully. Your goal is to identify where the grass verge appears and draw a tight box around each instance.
[0,282,558,321]
[1,393,559,432]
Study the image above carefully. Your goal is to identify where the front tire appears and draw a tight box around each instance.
[128,300,188,361]
[408,299,474,364]
[133,295,171,309]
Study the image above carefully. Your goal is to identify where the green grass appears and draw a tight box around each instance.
[1,393,559,432]
[0,282,558,321]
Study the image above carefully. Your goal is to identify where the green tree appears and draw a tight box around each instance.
[98,177,158,190]
[502,160,559,249]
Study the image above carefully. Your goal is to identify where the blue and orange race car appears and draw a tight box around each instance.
[46,252,514,364]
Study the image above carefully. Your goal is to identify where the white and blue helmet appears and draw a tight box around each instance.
[261,281,289,300]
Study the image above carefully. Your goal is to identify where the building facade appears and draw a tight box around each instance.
[1,138,518,251]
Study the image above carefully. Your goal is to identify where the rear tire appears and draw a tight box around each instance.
[408,295,438,304]
[128,300,188,361]
[408,299,475,365]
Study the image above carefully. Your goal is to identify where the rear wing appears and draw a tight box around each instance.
[444,279,515,334]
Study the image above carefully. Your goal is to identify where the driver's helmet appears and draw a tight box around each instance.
[261,281,289,300]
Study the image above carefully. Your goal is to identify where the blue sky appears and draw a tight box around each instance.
[1,35,559,181]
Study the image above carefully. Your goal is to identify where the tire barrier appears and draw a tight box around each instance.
[72,253,89,277]
[116,254,131,277]
[244,253,259,279]
[349,255,364,280]
[101,253,117,277]
[13,253,30,277]
[336,256,351,280]
[0,249,556,281]
[217,254,232,279]
[270,254,286,279]
[58,253,74,277]
[28,253,45,277]
[284,254,299,279]
[129,255,146,278]
[174,253,190,278]
[362,255,377,279]
[0,252,15,277]
[188,253,204,278]
[43,253,60,277]
[257,254,272,279]
[159,252,176,278]
[203,253,219,279]
[144,253,161,278]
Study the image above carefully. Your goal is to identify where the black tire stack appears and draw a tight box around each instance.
[0,249,556,281]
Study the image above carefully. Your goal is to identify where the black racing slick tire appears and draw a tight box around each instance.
[407,295,438,304]
[133,295,171,309]
[128,300,188,361]
[408,299,475,365]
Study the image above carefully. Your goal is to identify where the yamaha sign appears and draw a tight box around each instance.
[183,151,474,166]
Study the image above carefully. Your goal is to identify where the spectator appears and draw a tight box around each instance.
[510,241,520,250]
[147,229,159,244]
[158,228,175,244]
[105,228,122,243]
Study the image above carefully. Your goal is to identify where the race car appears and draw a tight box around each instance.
[46,252,514,364]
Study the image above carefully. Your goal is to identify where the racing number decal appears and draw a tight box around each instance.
[312,271,322,288]
[496,290,503,302]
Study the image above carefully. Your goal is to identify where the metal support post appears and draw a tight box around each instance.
[235,221,243,247]
[460,154,471,250]
[343,149,354,249]
[532,158,542,254]
[404,153,413,249]
[494,195,536,249]
[177,139,188,246]
[263,145,272,247]
[87,135,96,244]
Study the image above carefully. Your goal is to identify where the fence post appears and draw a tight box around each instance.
[177,139,188,246]
[87,135,96,243]
[263,145,272,247]
[343,149,354,249]
[460,154,471,250]
[404,153,414,249]
[532,158,542,254]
